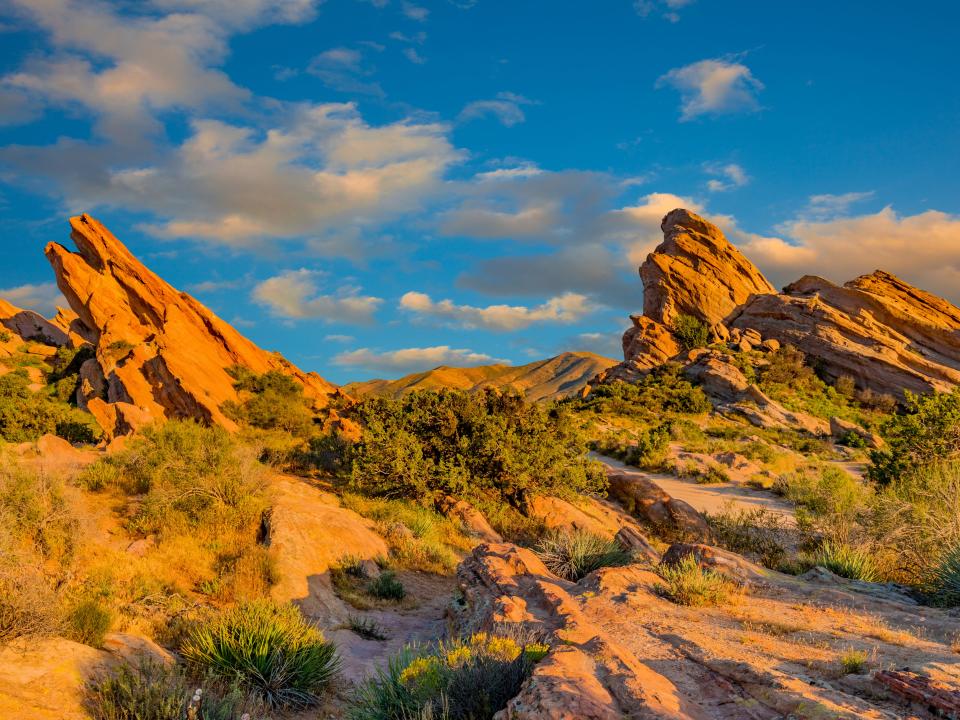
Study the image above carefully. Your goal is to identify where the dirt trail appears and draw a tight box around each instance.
[593,452,796,521]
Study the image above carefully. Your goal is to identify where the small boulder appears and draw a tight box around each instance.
[830,416,883,449]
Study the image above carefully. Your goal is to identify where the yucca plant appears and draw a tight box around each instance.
[534,529,632,581]
[180,600,339,709]
[929,544,960,607]
[810,541,879,582]
[656,554,734,607]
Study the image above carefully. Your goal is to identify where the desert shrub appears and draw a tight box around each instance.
[775,465,868,543]
[86,659,249,720]
[706,507,792,569]
[672,314,709,350]
[808,541,879,582]
[80,420,267,537]
[180,600,339,709]
[0,330,10,343]
[928,544,960,607]
[534,530,632,581]
[68,598,112,648]
[0,370,100,444]
[349,615,388,641]
[0,564,61,643]
[222,366,316,437]
[347,389,604,508]
[656,555,734,606]
[349,632,548,720]
[869,389,960,485]
[696,464,730,485]
[593,423,672,471]
[839,649,869,675]
[369,571,406,601]
[570,366,711,418]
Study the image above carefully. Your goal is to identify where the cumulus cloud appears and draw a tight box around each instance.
[88,103,462,246]
[459,92,537,127]
[704,162,749,192]
[738,207,960,302]
[657,57,763,121]
[400,291,594,330]
[253,269,383,323]
[0,282,66,316]
[333,345,506,375]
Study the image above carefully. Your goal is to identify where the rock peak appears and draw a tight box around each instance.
[45,213,338,437]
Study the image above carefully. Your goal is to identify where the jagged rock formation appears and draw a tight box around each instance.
[606,208,960,403]
[43,214,338,436]
[642,209,775,329]
[345,351,618,402]
[0,297,68,347]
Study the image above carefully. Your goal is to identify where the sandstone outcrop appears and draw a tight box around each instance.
[44,214,338,435]
[605,207,960,405]
[605,470,713,542]
[641,209,775,329]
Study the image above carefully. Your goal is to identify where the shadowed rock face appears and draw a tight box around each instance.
[608,208,960,401]
[44,214,338,435]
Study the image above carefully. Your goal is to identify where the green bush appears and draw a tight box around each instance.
[534,530,632,581]
[346,389,604,508]
[0,370,100,444]
[348,615,388,641]
[706,507,791,570]
[570,366,711,418]
[593,423,672,471]
[672,314,709,351]
[368,571,406,601]
[86,659,248,720]
[775,465,867,542]
[68,599,112,648]
[222,367,316,437]
[349,632,548,720]
[656,555,734,606]
[869,389,960,485]
[840,649,869,675]
[808,541,879,582]
[928,544,960,607]
[180,600,339,709]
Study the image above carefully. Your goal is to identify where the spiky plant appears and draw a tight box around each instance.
[534,530,632,582]
[810,541,879,582]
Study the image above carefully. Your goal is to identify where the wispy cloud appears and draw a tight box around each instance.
[802,191,874,219]
[459,92,537,127]
[333,345,506,374]
[400,291,594,330]
[307,47,384,96]
[402,47,427,64]
[401,2,429,21]
[0,282,66,316]
[253,269,383,323]
[657,57,763,120]
[634,0,696,22]
[705,162,749,192]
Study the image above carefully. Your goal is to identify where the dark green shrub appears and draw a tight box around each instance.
[180,600,339,709]
[368,571,405,601]
[809,541,878,582]
[223,367,315,437]
[349,633,548,720]
[928,544,960,607]
[672,314,709,350]
[68,599,112,648]
[869,389,960,485]
[570,366,711,418]
[347,389,604,507]
[348,615,388,641]
[534,530,632,581]
[0,369,100,444]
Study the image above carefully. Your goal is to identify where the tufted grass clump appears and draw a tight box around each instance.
[348,615,388,641]
[809,541,879,582]
[86,659,249,720]
[68,598,112,648]
[180,600,339,710]
[349,632,549,720]
[368,571,406,601]
[534,529,632,582]
[839,648,869,675]
[928,544,960,607]
[656,555,734,607]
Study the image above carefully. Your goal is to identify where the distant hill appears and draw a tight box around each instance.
[344,351,618,402]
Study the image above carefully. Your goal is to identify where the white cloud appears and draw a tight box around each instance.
[459,92,536,127]
[704,162,749,192]
[93,103,463,246]
[802,191,874,219]
[737,207,960,302]
[400,291,594,330]
[634,0,695,22]
[307,47,384,96]
[402,47,427,65]
[253,269,383,323]
[333,346,506,374]
[656,57,763,121]
[0,282,66,316]
[401,2,429,21]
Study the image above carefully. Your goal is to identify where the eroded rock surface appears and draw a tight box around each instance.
[45,214,339,435]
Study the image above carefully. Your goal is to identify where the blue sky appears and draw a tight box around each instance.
[1,0,959,384]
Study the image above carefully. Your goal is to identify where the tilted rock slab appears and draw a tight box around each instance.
[641,209,775,329]
[45,214,338,435]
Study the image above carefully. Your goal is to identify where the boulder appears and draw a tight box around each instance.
[640,208,775,328]
[660,543,772,585]
[620,315,681,370]
[830,416,883,449]
[605,471,713,542]
[45,214,339,434]
[438,495,503,544]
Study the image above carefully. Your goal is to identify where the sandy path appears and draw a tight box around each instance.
[593,452,796,521]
